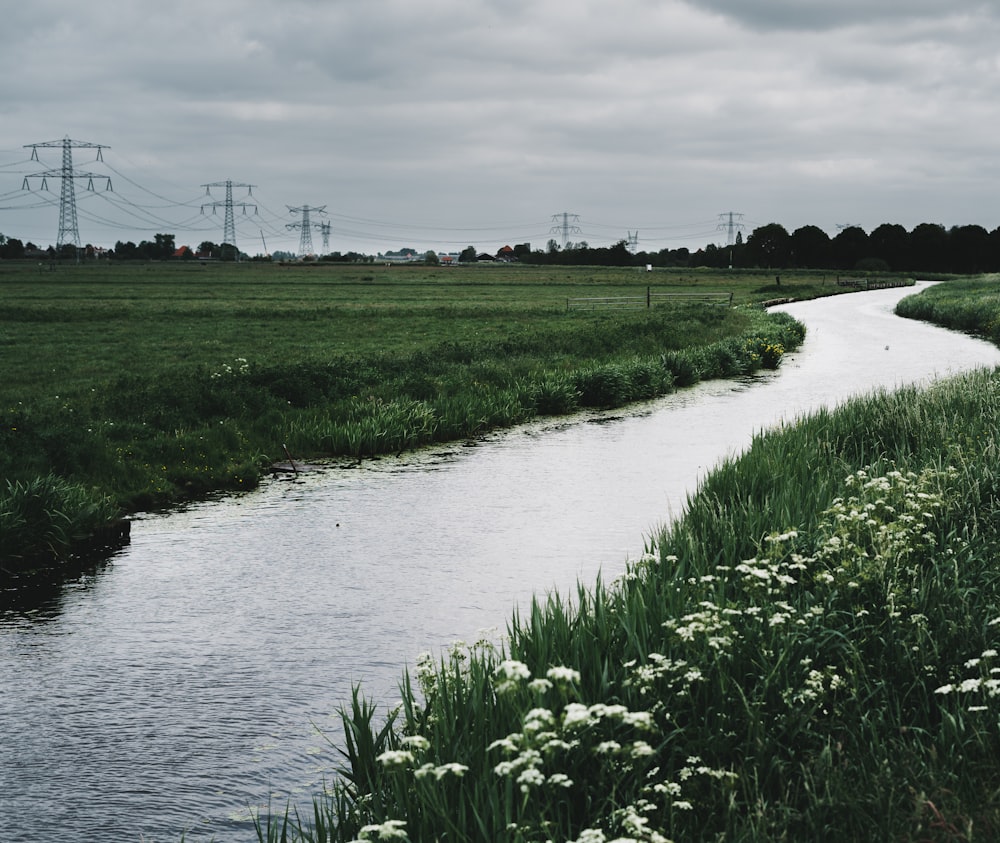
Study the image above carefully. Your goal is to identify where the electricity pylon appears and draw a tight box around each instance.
[626,231,639,254]
[320,221,331,253]
[286,205,328,256]
[22,136,112,254]
[201,180,256,259]
[550,212,582,250]
[717,211,744,247]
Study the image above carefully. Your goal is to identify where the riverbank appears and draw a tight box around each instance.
[1,263,824,578]
[259,360,1000,842]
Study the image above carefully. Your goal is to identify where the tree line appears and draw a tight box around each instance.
[521,222,1000,274]
[3,221,1000,273]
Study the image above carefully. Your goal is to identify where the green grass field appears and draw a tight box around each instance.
[0,261,838,399]
[1,260,829,572]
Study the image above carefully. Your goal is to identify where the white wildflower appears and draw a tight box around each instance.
[547,665,582,684]
[401,735,429,751]
[376,750,414,769]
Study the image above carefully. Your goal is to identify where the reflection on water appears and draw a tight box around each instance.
[3,284,1000,842]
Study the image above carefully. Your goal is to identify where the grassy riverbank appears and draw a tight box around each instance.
[895,273,1000,340]
[1,262,824,576]
[258,362,1000,843]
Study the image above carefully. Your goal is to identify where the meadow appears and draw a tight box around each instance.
[0,260,823,573]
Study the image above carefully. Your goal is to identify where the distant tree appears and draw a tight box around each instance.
[198,241,219,257]
[909,223,948,272]
[113,240,136,259]
[512,243,531,260]
[948,224,991,274]
[606,240,631,265]
[989,228,1000,272]
[0,237,24,259]
[425,250,440,265]
[154,233,176,258]
[869,223,909,271]
[547,239,560,254]
[790,225,832,268]
[459,245,477,263]
[746,223,791,268]
[831,226,869,270]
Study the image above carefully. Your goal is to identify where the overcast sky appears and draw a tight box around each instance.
[2,0,998,256]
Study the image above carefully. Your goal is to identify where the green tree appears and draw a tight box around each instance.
[908,223,948,272]
[459,245,477,263]
[948,224,991,274]
[153,233,176,258]
[832,226,869,270]
[869,223,909,271]
[0,236,24,259]
[746,223,791,268]
[790,225,832,268]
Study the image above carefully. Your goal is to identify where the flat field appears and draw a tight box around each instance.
[0,260,837,404]
[0,260,826,565]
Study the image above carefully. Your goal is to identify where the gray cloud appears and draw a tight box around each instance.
[3,0,1000,254]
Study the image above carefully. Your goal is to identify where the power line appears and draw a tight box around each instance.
[550,212,583,250]
[22,136,111,253]
[201,180,256,257]
[286,205,328,256]
[717,211,745,247]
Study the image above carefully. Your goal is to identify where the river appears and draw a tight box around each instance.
[3,283,1000,842]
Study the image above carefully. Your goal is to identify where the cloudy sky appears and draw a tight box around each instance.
[1,0,998,256]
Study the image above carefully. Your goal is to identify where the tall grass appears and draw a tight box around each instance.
[257,366,1000,842]
[0,475,122,576]
[895,275,1000,342]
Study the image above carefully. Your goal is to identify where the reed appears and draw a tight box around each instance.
[258,367,1000,842]
[0,475,120,575]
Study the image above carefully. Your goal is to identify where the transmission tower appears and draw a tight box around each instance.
[22,137,112,254]
[320,221,331,253]
[550,212,583,250]
[626,231,639,254]
[717,211,745,247]
[286,205,328,256]
[201,180,256,259]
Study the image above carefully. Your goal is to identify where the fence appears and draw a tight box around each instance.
[836,277,912,290]
[567,289,733,311]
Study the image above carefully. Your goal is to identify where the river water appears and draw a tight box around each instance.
[3,284,1000,842]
